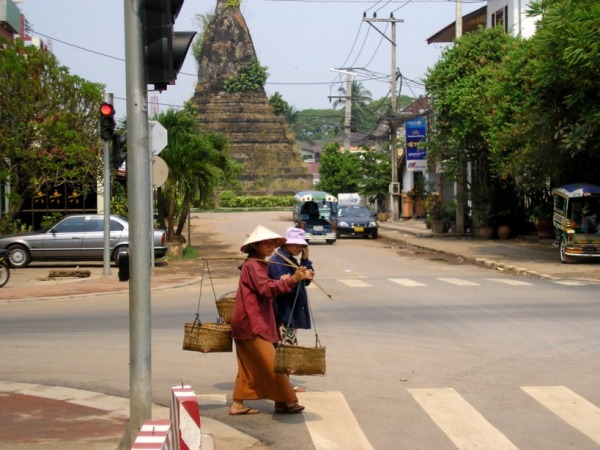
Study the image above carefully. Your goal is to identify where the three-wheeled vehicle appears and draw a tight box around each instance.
[292,190,338,244]
[552,183,600,263]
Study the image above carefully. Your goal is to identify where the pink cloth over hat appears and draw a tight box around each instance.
[284,227,308,246]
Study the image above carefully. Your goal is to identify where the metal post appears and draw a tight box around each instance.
[390,20,399,222]
[119,1,152,448]
[362,15,403,222]
[102,93,112,276]
[455,0,466,234]
[343,73,352,151]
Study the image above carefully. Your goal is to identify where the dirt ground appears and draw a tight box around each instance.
[155,215,241,279]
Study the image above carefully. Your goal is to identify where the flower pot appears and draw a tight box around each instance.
[431,220,445,234]
[536,217,554,239]
[377,212,389,222]
[478,225,494,239]
[497,224,511,240]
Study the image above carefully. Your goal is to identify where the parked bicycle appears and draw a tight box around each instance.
[0,249,11,287]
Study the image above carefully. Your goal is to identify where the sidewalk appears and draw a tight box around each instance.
[1,220,599,449]
[378,219,600,284]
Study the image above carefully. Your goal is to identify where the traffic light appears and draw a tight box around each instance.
[142,0,196,92]
[99,102,116,141]
[112,133,127,171]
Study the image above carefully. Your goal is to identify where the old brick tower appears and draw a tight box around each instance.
[193,0,312,195]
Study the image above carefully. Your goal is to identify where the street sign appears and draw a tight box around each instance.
[149,120,168,155]
[405,116,427,172]
[152,156,169,188]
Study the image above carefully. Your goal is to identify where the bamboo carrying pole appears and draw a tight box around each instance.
[197,257,333,300]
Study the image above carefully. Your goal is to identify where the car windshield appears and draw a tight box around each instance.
[339,206,371,218]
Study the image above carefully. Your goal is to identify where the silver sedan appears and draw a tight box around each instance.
[0,214,168,268]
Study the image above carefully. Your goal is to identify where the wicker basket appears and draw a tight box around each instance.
[274,344,326,376]
[183,321,232,353]
[215,293,236,324]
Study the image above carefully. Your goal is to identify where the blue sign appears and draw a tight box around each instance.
[405,116,427,171]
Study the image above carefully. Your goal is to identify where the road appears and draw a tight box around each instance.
[1,211,600,449]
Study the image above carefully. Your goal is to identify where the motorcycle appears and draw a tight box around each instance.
[0,249,11,287]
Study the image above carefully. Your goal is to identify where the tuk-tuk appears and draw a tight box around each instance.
[552,183,600,263]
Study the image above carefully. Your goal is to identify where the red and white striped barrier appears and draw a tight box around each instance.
[132,420,174,450]
[170,384,201,450]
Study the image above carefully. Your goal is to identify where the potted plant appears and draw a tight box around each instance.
[474,209,494,239]
[424,194,448,234]
[529,203,554,239]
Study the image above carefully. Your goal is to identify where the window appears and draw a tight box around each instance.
[53,216,86,233]
[492,6,509,32]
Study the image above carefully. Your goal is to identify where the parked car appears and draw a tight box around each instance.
[0,214,168,268]
[336,205,378,239]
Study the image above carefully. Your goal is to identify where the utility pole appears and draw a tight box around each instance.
[120,1,152,448]
[328,68,355,151]
[363,13,404,221]
[455,1,466,234]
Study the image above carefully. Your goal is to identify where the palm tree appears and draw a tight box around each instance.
[332,81,373,132]
[154,107,232,241]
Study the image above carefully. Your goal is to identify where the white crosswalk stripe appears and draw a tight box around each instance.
[334,277,591,289]
[487,278,533,286]
[409,387,518,450]
[338,279,372,287]
[389,278,426,287]
[522,386,600,445]
[553,280,588,286]
[300,391,374,450]
[437,278,480,286]
[198,387,600,449]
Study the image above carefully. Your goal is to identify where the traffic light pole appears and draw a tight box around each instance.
[102,93,113,277]
[119,1,152,448]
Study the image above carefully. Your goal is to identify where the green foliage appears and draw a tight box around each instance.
[40,212,63,230]
[0,214,32,235]
[355,148,391,212]
[0,40,104,220]
[225,0,241,7]
[223,60,268,93]
[218,194,292,208]
[317,142,361,195]
[154,107,235,240]
[192,13,212,63]
[111,182,128,218]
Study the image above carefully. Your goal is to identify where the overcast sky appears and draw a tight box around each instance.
[17,0,483,116]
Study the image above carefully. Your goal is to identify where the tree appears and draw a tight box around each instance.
[333,81,373,133]
[0,40,104,221]
[154,104,234,241]
[356,149,391,213]
[317,142,360,195]
[425,27,520,227]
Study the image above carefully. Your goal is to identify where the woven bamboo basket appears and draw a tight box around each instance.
[215,292,236,324]
[183,321,232,353]
[274,344,326,376]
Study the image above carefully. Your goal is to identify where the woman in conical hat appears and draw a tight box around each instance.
[229,225,314,416]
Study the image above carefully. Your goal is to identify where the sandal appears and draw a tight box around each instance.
[275,403,305,414]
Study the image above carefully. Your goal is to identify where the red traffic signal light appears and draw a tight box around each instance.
[99,102,116,141]
[100,103,115,117]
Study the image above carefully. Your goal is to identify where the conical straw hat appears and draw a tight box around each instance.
[240,225,286,253]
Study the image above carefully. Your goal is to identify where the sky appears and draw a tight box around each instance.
[17,0,483,117]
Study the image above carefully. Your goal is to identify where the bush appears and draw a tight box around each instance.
[218,194,293,208]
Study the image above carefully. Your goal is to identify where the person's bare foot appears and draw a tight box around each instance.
[230,400,260,415]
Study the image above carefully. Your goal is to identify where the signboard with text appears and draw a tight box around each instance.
[405,116,427,172]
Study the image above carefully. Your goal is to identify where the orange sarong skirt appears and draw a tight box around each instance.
[232,336,298,404]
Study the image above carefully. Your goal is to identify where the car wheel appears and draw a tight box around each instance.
[8,244,31,268]
[372,231,378,239]
[559,239,575,264]
[326,239,335,245]
[112,246,128,265]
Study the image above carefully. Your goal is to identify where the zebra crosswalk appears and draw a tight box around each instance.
[326,277,592,289]
[198,385,600,449]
